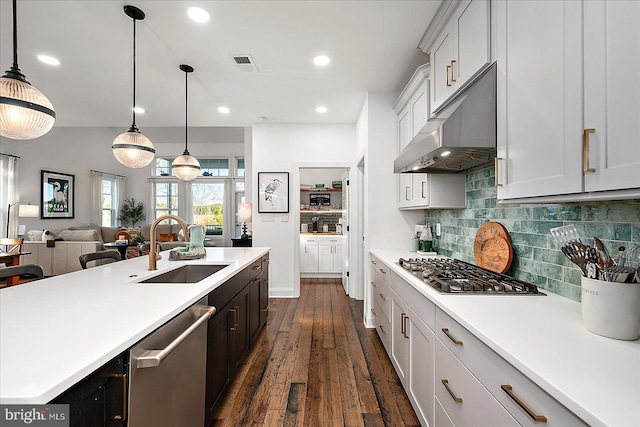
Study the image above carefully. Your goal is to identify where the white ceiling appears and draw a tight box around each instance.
[0,0,441,128]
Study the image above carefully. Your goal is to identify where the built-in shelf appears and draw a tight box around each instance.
[300,209,343,213]
[300,188,342,192]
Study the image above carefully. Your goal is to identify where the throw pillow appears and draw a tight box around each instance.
[158,233,176,242]
[58,229,101,241]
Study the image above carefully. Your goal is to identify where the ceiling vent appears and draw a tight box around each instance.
[231,55,258,72]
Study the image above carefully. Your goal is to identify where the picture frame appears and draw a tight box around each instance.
[258,172,289,213]
[41,170,75,219]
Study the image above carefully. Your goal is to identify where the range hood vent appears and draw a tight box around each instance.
[394,62,497,174]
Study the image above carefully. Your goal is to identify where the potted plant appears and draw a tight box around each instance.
[118,198,145,228]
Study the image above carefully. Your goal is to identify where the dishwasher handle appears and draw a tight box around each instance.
[137,306,215,369]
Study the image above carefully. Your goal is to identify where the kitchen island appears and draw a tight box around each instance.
[370,249,640,427]
[0,246,269,405]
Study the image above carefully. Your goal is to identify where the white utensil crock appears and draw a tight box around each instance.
[581,276,640,340]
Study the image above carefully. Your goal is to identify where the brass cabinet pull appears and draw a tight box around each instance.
[403,313,409,339]
[494,157,503,187]
[405,186,410,201]
[230,306,239,331]
[421,181,426,199]
[442,328,463,346]
[441,379,463,403]
[450,60,457,82]
[501,385,548,423]
[379,269,387,275]
[371,281,377,288]
[371,260,377,265]
[252,265,261,270]
[371,308,378,316]
[583,128,596,173]
[400,313,406,335]
[379,325,387,334]
[112,373,127,421]
[379,293,387,301]
[446,65,452,86]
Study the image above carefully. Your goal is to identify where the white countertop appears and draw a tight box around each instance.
[370,249,640,427]
[0,247,269,404]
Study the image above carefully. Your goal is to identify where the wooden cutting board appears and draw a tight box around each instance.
[474,222,514,273]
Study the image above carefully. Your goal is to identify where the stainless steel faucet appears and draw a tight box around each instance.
[149,214,190,270]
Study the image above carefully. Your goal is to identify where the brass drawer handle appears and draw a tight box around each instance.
[501,385,548,423]
[379,325,387,334]
[230,306,239,331]
[111,373,127,421]
[446,65,452,87]
[442,328,463,346]
[450,60,456,82]
[441,379,463,403]
[371,260,377,265]
[371,308,378,316]
[403,313,409,339]
[583,128,596,173]
[400,313,406,335]
[371,281,377,287]
[379,293,387,301]
[379,268,387,275]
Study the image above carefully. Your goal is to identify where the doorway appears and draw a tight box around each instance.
[298,167,350,291]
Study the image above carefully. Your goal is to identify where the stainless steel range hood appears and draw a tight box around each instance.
[394,62,496,174]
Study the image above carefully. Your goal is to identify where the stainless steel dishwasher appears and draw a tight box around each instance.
[128,297,215,427]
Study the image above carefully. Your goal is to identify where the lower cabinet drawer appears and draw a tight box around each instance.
[371,267,391,321]
[435,395,455,427]
[372,299,391,351]
[435,339,520,427]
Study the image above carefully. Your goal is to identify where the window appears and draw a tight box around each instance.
[155,158,173,177]
[236,158,245,177]
[200,159,229,177]
[153,182,179,219]
[192,182,225,236]
[101,178,116,226]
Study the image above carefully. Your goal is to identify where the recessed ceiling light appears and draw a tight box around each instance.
[316,106,328,113]
[313,55,330,66]
[37,54,60,66]
[188,6,210,23]
[133,106,145,114]
[218,106,230,114]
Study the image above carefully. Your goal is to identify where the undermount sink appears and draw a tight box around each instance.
[138,264,229,284]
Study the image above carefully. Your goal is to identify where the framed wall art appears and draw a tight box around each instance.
[41,170,75,219]
[258,172,289,213]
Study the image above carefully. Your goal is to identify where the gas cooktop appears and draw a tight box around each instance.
[398,258,545,295]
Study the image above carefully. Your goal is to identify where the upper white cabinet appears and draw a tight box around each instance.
[496,0,640,202]
[398,174,467,210]
[583,0,640,193]
[394,64,430,154]
[428,0,491,113]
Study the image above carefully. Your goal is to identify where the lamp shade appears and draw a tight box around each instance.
[0,77,55,140]
[172,154,201,181]
[112,130,155,168]
[18,203,39,217]
[238,203,252,223]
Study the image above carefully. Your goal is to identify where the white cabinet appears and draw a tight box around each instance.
[583,0,640,192]
[496,0,640,202]
[301,235,342,274]
[429,0,491,113]
[395,64,430,154]
[300,236,319,273]
[398,173,467,210]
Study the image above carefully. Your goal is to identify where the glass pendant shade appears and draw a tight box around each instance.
[172,154,201,181]
[0,0,55,140]
[112,129,155,168]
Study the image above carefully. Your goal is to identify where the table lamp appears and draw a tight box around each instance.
[6,202,39,237]
[237,203,252,239]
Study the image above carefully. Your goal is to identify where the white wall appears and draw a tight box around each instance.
[4,126,245,234]
[251,124,357,297]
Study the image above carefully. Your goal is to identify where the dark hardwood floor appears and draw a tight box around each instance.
[211,278,419,427]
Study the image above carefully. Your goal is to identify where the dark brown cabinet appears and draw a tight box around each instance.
[50,353,127,427]
[205,255,268,426]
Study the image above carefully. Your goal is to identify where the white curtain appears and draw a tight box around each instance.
[0,155,18,238]
[115,175,126,225]
[89,170,104,226]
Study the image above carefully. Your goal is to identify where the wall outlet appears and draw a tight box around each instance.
[261,214,275,222]
[279,214,289,222]
[415,224,425,235]
[436,222,441,237]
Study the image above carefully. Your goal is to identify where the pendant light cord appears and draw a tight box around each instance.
[131,16,137,129]
[184,69,189,155]
[12,0,18,69]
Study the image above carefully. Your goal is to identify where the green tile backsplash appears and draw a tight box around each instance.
[425,166,640,301]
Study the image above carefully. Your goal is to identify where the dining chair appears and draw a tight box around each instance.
[0,238,23,253]
[0,264,44,287]
[79,250,121,269]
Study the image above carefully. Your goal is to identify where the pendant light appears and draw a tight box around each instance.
[112,5,155,169]
[0,0,55,140]
[172,64,201,181]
